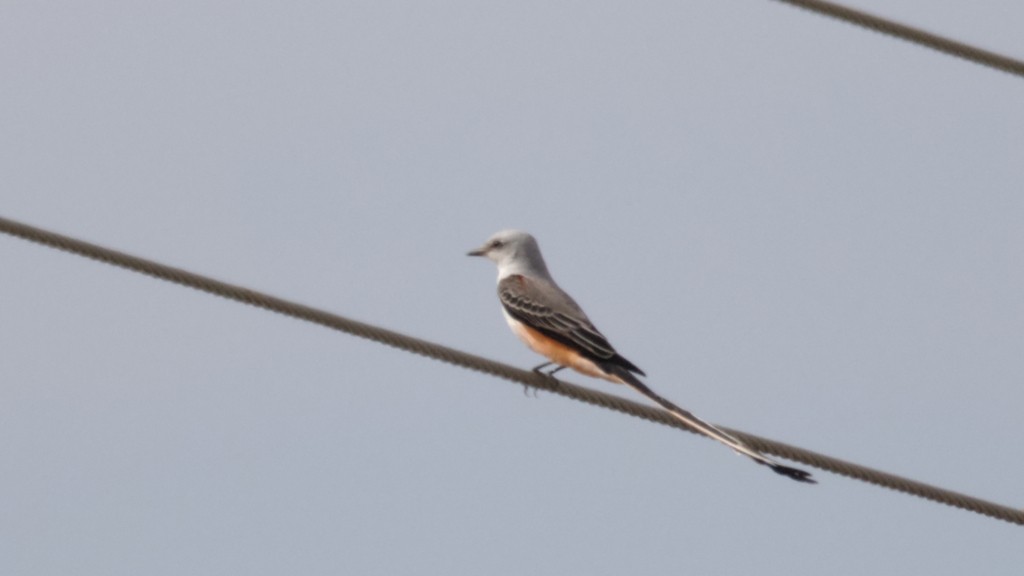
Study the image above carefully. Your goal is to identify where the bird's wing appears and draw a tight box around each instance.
[498,274,617,361]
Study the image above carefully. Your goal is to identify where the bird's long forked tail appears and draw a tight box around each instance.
[604,365,816,484]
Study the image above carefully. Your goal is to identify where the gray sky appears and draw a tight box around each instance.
[2,1,1022,574]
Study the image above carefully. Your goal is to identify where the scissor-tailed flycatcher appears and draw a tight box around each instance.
[468,229,815,484]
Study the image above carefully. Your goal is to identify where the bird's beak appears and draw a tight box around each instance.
[467,246,487,257]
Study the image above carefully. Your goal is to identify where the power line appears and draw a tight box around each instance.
[772,0,1024,78]
[1,214,1021,526]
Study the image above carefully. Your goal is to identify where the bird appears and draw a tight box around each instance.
[468,229,815,484]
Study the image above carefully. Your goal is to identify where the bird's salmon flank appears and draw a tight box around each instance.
[469,229,815,484]
[505,313,609,380]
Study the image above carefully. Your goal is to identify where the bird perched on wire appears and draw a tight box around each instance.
[469,229,814,484]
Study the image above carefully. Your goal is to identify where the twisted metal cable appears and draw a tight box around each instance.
[1,215,1021,525]
[772,0,1024,78]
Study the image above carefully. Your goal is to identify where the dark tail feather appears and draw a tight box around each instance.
[768,463,816,483]
[602,364,816,484]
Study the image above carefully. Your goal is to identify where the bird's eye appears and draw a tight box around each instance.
[489,239,503,249]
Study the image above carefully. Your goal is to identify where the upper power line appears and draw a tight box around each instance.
[773,0,1024,78]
